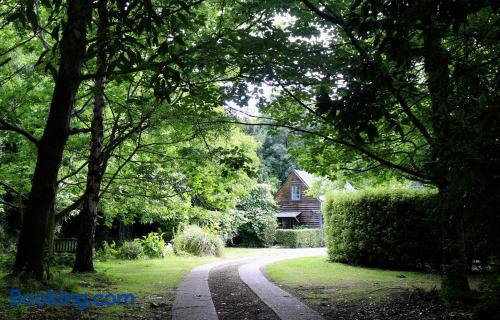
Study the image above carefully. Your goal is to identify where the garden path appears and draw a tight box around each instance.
[171,248,326,320]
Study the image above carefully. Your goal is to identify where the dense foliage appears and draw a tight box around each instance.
[0,0,497,301]
[323,189,441,269]
[117,241,144,260]
[233,184,277,247]
[225,0,500,296]
[95,231,167,260]
[173,225,224,257]
[275,229,324,248]
[137,232,167,258]
[244,126,298,186]
[97,127,259,237]
[0,0,274,276]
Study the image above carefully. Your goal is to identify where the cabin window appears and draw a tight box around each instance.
[291,184,301,200]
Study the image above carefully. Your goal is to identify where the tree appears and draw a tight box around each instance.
[71,0,266,272]
[72,0,108,272]
[10,0,92,279]
[233,183,277,247]
[95,123,259,242]
[254,126,298,185]
[1,0,270,278]
[226,0,499,299]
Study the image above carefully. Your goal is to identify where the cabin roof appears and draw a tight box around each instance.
[275,169,321,202]
[293,169,314,188]
[277,211,301,218]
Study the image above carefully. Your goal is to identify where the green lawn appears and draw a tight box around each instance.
[265,256,486,302]
[0,254,219,319]
[0,247,284,319]
[266,256,442,291]
[92,255,220,296]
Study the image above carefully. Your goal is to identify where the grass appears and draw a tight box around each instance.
[265,256,499,319]
[0,254,219,319]
[0,247,283,319]
[266,256,441,290]
[92,255,219,296]
[265,256,487,302]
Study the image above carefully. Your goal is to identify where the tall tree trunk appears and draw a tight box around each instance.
[45,204,56,280]
[73,0,108,273]
[439,190,470,300]
[13,0,92,279]
[423,25,470,299]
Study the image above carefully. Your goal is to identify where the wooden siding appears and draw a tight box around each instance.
[275,172,322,228]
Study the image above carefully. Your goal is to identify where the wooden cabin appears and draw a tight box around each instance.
[274,170,323,229]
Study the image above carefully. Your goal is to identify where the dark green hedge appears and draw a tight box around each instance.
[323,188,440,270]
[275,229,325,248]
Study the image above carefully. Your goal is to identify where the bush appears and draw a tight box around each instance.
[95,240,119,261]
[236,215,277,247]
[118,241,143,260]
[173,225,224,257]
[138,232,166,258]
[323,188,440,270]
[472,278,500,320]
[233,184,278,247]
[53,252,75,267]
[275,229,324,248]
[260,216,277,247]
[0,242,16,271]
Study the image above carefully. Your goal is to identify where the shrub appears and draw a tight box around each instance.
[260,216,277,247]
[0,242,16,271]
[53,252,75,267]
[138,232,166,258]
[233,184,278,247]
[323,188,440,270]
[275,229,324,248]
[95,240,118,261]
[118,241,143,260]
[236,215,277,247]
[188,207,246,244]
[173,225,224,257]
[472,278,500,320]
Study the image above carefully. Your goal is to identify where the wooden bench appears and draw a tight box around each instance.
[53,238,78,253]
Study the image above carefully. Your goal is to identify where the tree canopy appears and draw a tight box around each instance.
[0,0,498,299]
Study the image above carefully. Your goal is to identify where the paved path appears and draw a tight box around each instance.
[171,248,326,320]
[239,250,325,320]
[171,260,240,320]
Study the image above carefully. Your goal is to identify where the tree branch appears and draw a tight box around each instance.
[69,127,91,135]
[99,132,143,198]
[300,0,433,144]
[0,119,39,146]
[56,195,85,221]
[0,181,28,200]
[203,119,431,182]
[0,199,23,209]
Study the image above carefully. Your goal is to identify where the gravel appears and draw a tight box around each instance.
[209,263,280,320]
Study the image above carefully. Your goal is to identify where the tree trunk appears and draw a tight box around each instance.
[439,191,470,300]
[73,0,108,273]
[423,25,470,299]
[45,205,56,280]
[13,0,92,279]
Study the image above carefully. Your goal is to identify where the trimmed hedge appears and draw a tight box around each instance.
[275,229,325,248]
[323,188,440,270]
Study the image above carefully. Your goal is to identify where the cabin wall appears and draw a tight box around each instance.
[275,174,322,228]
